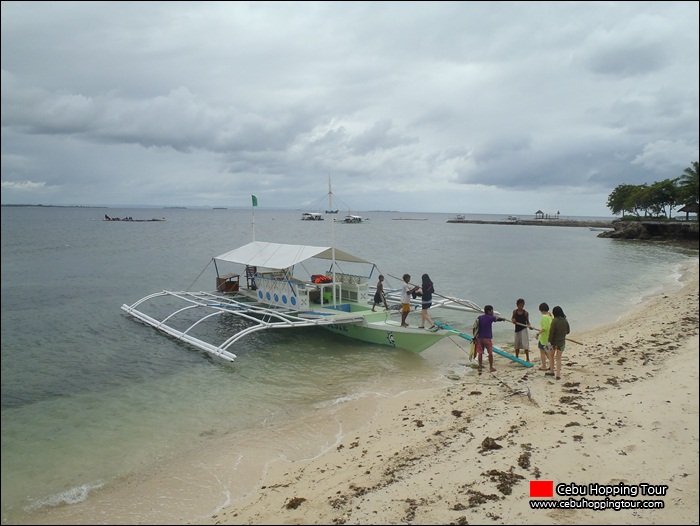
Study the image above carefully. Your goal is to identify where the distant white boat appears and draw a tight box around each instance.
[589,226,613,232]
[301,212,324,221]
[506,215,519,221]
[339,214,366,224]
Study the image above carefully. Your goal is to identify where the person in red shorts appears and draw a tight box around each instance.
[474,305,507,373]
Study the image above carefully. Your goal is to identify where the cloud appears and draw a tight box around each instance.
[1,180,47,191]
[1,1,697,215]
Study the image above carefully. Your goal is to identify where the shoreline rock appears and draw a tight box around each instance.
[598,219,699,243]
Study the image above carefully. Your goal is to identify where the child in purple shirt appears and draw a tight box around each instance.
[475,305,507,373]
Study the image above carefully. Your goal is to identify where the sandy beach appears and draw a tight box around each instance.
[15,260,698,525]
[201,261,699,526]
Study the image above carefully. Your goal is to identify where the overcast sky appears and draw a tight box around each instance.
[1,1,698,216]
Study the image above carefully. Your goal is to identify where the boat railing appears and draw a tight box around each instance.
[248,271,369,309]
[325,272,369,303]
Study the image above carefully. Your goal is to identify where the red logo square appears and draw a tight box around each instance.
[530,480,554,497]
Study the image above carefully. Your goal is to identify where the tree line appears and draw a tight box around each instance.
[607,161,699,218]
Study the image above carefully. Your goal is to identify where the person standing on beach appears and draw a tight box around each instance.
[371,275,389,311]
[400,274,419,327]
[511,298,533,362]
[534,302,553,371]
[475,305,507,373]
[418,273,438,331]
[547,306,570,380]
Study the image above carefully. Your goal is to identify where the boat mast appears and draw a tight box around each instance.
[251,194,257,241]
[329,174,337,305]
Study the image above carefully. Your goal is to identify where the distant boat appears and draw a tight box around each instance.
[506,215,519,221]
[103,214,165,222]
[325,209,339,214]
[589,226,613,232]
[447,214,467,222]
[301,212,324,221]
[340,214,366,224]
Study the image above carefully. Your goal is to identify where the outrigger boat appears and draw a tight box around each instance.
[122,178,490,363]
[121,239,485,363]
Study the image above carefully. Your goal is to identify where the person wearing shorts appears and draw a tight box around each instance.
[511,298,533,362]
[474,305,507,373]
[400,274,419,327]
[418,273,437,331]
[372,275,389,311]
[547,305,570,380]
[535,303,553,371]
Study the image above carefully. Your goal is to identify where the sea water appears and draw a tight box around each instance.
[1,205,696,523]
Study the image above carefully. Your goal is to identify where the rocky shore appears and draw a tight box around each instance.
[597,220,699,244]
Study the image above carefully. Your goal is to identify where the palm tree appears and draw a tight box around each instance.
[678,161,699,206]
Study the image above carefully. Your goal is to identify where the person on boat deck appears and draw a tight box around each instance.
[418,273,438,331]
[534,302,553,371]
[511,298,534,362]
[372,275,389,312]
[475,305,507,373]
[547,306,570,380]
[400,274,419,327]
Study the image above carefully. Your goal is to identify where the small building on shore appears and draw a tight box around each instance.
[534,210,560,220]
[677,202,698,220]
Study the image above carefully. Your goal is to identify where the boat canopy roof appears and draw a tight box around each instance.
[214,241,371,269]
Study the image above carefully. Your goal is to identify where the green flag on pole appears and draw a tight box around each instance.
[251,195,258,207]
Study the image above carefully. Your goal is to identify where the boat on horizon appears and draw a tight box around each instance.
[301,212,324,221]
[337,214,367,223]
[103,214,165,222]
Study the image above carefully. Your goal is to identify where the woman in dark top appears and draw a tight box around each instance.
[418,273,437,331]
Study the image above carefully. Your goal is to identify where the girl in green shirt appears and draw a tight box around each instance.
[548,306,570,380]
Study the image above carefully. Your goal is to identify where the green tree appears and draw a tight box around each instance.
[677,161,699,205]
[648,179,679,217]
[633,184,654,217]
[606,184,637,216]
[606,161,699,218]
